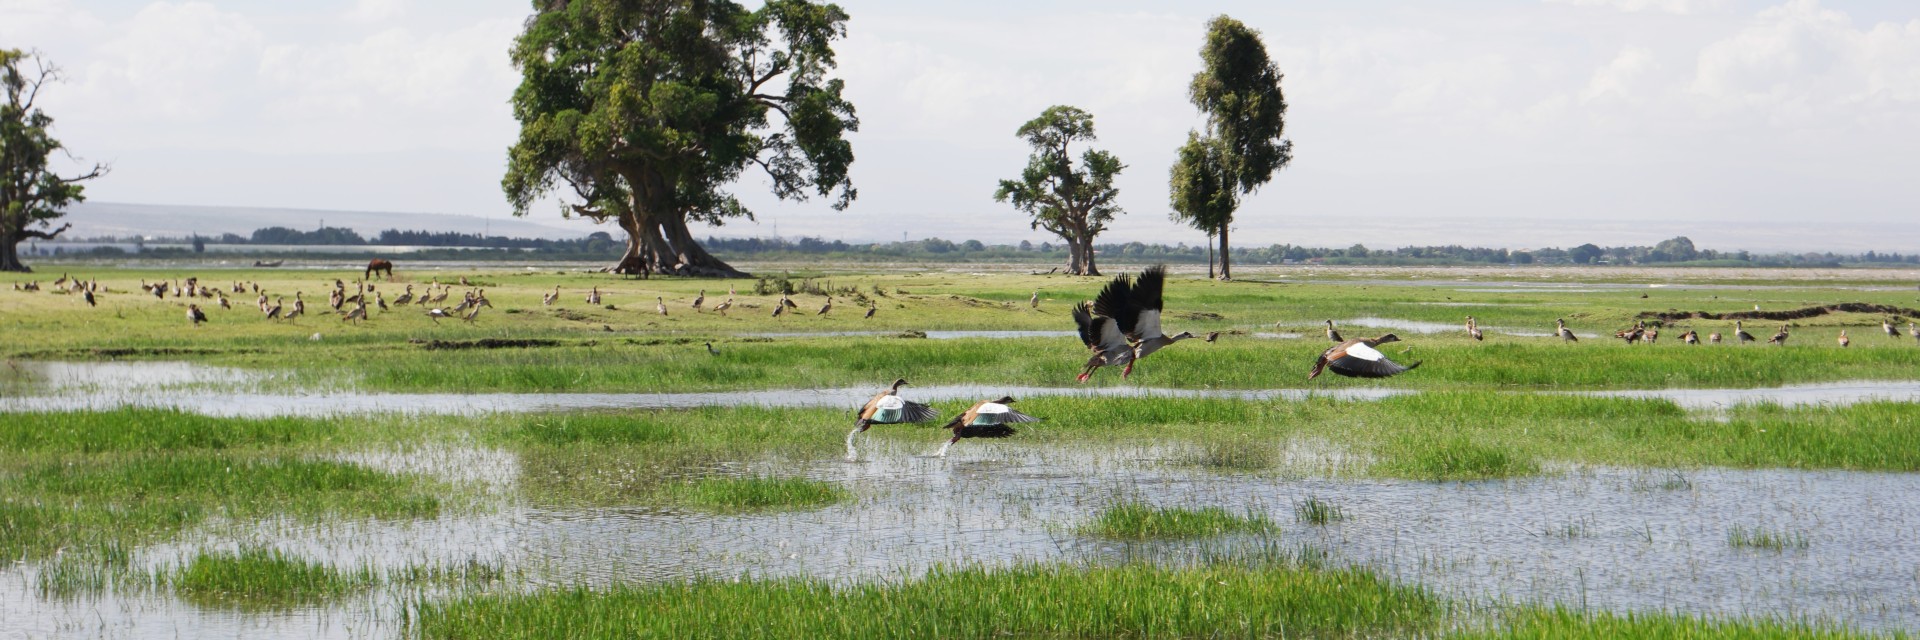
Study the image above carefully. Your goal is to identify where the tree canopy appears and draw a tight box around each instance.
[1168,16,1290,281]
[994,105,1124,276]
[1,49,106,273]
[503,0,858,277]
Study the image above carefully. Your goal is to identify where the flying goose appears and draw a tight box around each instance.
[1095,265,1195,372]
[1072,301,1134,383]
[934,396,1039,457]
[1310,334,1421,380]
[845,378,939,459]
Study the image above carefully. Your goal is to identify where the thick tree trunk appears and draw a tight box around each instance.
[0,236,28,273]
[1217,225,1232,281]
[1064,237,1083,275]
[1079,235,1100,276]
[660,215,750,278]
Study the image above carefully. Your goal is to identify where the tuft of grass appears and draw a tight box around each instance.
[1383,437,1541,481]
[669,476,847,512]
[170,548,373,608]
[1083,503,1276,540]
[415,561,1439,640]
[1457,606,1893,639]
[2,456,439,561]
[1294,496,1345,525]
[1729,525,1810,552]
[1181,436,1276,472]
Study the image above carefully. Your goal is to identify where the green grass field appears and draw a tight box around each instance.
[5,264,1920,637]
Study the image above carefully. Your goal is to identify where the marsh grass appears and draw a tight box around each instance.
[0,409,340,453]
[1458,606,1896,639]
[2,454,439,560]
[1729,525,1810,552]
[415,560,1439,640]
[1180,435,1276,472]
[1383,437,1541,482]
[1294,496,1345,525]
[170,548,374,608]
[1083,503,1276,540]
[669,476,847,512]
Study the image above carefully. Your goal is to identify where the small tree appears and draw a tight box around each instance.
[1169,16,1291,280]
[1,50,107,272]
[994,105,1125,276]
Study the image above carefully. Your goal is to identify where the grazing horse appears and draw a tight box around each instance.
[365,259,394,280]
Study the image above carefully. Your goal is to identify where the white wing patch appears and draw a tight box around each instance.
[876,396,905,410]
[1345,342,1387,362]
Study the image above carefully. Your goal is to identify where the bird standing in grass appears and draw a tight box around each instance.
[845,378,938,459]
[1683,329,1699,345]
[817,297,832,316]
[1911,322,1918,340]
[82,289,95,307]
[1030,291,1039,309]
[693,290,705,311]
[1709,331,1723,344]
[1556,318,1578,342]
[935,396,1038,457]
[426,308,451,324]
[656,296,668,317]
[705,341,720,356]
[1839,330,1850,348]
[1205,331,1220,343]
[1768,324,1789,345]
[187,304,207,326]
[1887,318,1902,339]
[1466,316,1482,341]
[1735,321,1756,344]
[586,287,601,305]
[394,285,414,306]
[1310,334,1421,380]
[543,286,560,306]
[714,298,733,316]
[864,302,876,319]
[1325,320,1343,343]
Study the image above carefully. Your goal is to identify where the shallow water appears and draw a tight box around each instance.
[1582,380,1920,409]
[9,441,1920,638]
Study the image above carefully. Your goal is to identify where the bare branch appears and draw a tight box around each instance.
[20,223,71,241]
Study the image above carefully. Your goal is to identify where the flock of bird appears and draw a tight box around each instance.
[1551,315,1918,347]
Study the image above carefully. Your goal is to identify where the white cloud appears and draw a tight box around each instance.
[345,0,406,23]
[1581,47,1659,102]
[1692,0,1920,124]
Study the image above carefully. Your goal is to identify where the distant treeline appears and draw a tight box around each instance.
[45,228,1920,268]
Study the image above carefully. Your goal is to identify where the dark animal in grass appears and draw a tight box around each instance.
[1310,334,1421,380]
[366,259,394,280]
[1734,321,1756,344]
[935,396,1039,457]
[1556,318,1578,342]
[1325,319,1343,343]
[844,378,939,459]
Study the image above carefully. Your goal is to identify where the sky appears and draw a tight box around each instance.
[4,0,1919,252]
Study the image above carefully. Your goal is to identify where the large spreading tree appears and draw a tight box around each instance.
[1,49,106,273]
[1168,15,1291,281]
[994,105,1124,276]
[504,0,858,278]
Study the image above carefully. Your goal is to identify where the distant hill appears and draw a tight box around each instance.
[62,202,600,240]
